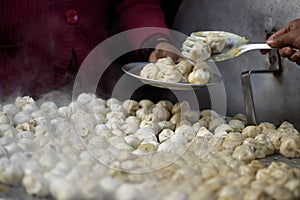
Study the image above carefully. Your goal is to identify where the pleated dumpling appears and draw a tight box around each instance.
[155,57,177,71]
[205,32,226,54]
[187,62,212,84]
[140,63,159,79]
[188,40,211,62]
[156,67,183,83]
[176,60,193,78]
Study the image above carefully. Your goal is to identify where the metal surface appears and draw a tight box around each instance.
[241,69,280,125]
[0,185,52,200]
[122,62,223,90]
[241,71,257,125]
[173,0,300,129]
[241,48,282,125]
[259,155,300,169]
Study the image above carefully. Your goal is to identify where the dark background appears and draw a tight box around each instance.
[97,0,211,111]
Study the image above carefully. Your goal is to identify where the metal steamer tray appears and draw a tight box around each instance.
[122,62,223,90]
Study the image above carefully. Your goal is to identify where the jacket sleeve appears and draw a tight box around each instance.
[115,0,172,56]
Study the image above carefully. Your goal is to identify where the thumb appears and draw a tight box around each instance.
[148,51,157,62]
[267,27,300,49]
[267,31,295,48]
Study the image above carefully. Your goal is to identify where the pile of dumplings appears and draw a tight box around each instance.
[181,32,226,62]
[0,93,299,200]
[140,57,212,84]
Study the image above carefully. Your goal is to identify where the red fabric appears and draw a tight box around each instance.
[116,0,171,48]
[0,0,170,98]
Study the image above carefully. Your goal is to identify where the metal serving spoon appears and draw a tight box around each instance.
[181,31,272,62]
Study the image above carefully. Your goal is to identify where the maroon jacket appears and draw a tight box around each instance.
[0,0,170,98]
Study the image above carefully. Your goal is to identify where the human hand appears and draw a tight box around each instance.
[149,42,182,63]
[262,19,300,65]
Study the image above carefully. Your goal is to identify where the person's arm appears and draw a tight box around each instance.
[265,19,300,65]
[115,0,180,62]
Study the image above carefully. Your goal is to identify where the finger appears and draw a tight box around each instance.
[155,42,181,56]
[268,31,297,48]
[278,47,294,58]
[148,51,157,62]
[288,50,300,62]
[267,23,294,45]
[268,19,300,40]
[149,49,177,62]
[267,22,300,48]
[267,27,290,42]
[154,48,165,59]
[269,29,300,48]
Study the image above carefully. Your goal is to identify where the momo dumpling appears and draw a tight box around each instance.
[218,185,243,200]
[159,129,174,143]
[195,127,213,138]
[122,99,139,116]
[193,60,211,71]
[242,125,261,138]
[156,67,182,83]
[188,40,211,62]
[176,60,193,77]
[140,63,159,79]
[214,124,234,137]
[188,62,212,84]
[205,32,226,54]
[277,121,295,131]
[175,119,192,129]
[182,110,200,124]
[200,109,219,119]
[182,38,195,48]
[243,138,266,159]
[232,144,255,163]
[150,104,170,121]
[124,116,140,126]
[157,100,173,112]
[171,101,191,114]
[139,119,160,134]
[135,107,149,120]
[158,121,175,130]
[232,113,248,125]
[175,124,196,142]
[155,57,177,71]
[280,136,300,158]
[170,113,181,125]
[156,56,175,66]
[222,132,245,150]
[188,67,211,84]
[208,117,225,132]
[255,134,275,156]
[258,122,276,134]
[229,119,245,132]
[138,99,154,109]
[199,116,214,129]
[0,112,10,125]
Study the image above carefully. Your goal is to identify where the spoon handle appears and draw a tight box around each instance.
[239,43,272,53]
